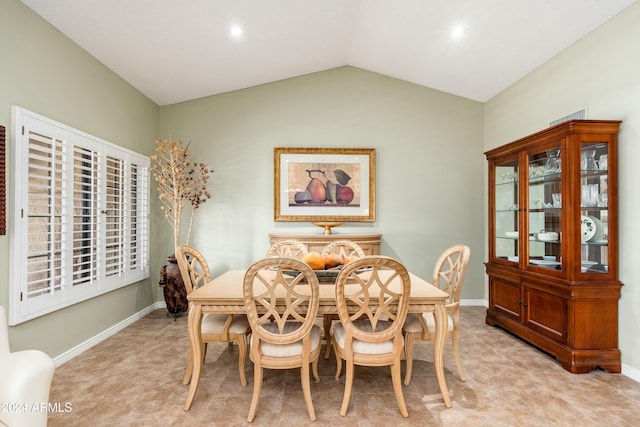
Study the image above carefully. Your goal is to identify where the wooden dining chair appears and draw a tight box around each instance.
[243,257,322,422]
[332,256,411,417]
[320,240,366,359]
[403,244,470,385]
[175,245,250,387]
[321,239,365,261]
[266,239,308,258]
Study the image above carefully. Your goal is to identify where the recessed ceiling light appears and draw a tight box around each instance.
[230,25,243,37]
[451,26,465,38]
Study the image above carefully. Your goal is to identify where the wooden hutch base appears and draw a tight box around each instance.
[485,264,622,374]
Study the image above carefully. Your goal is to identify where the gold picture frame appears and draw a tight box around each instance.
[274,147,375,222]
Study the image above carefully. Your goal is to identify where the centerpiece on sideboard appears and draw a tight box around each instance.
[152,134,212,318]
[312,221,344,235]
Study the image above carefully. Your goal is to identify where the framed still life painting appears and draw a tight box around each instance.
[274,147,375,222]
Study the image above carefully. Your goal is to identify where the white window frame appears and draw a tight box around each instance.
[9,106,150,325]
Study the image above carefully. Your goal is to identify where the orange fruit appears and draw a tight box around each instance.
[302,252,325,270]
[343,256,356,265]
[323,253,343,269]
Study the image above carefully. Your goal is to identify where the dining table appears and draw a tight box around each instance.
[183,269,452,411]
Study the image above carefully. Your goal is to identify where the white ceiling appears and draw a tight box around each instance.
[21,0,636,106]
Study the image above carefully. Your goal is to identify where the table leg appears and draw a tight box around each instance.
[184,304,203,410]
[433,303,452,408]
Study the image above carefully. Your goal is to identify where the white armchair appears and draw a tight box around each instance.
[0,306,55,427]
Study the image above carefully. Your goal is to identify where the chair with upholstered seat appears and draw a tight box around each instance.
[243,257,321,422]
[332,256,411,417]
[0,306,55,427]
[266,239,308,258]
[175,245,250,387]
[403,244,470,385]
[321,240,366,359]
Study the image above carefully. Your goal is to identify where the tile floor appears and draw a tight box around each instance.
[48,307,640,426]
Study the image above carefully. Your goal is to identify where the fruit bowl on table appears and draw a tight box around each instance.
[282,267,342,281]
[313,269,343,281]
[282,265,370,282]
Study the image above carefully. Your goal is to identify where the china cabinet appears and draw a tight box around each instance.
[485,120,621,374]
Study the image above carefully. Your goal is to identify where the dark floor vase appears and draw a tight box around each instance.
[159,255,188,319]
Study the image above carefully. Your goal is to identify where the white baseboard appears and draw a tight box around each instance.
[460,299,487,307]
[52,301,165,366]
[622,363,640,382]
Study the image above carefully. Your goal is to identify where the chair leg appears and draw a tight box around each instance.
[452,330,466,381]
[340,360,354,416]
[247,362,263,422]
[237,335,248,387]
[392,360,409,417]
[323,315,333,359]
[403,332,416,385]
[183,346,193,385]
[334,343,343,379]
[312,357,320,383]
[186,339,207,384]
[301,361,316,421]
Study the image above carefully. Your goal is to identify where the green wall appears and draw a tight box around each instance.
[12,0,638,378]
[159,66,485,300]
[0,0,159,356]
[2,0,485,360]
[484,2,640,374]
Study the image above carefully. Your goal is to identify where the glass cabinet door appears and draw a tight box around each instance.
[580,141,609,274]
[527,147,562,271]
[495,159,519,263]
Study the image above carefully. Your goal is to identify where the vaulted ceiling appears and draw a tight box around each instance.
[21,0,637,106]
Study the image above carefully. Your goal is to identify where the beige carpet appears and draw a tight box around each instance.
[48,307,640,426]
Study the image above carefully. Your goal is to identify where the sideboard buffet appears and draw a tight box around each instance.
[485,120,622,374]
[269,233,381,255]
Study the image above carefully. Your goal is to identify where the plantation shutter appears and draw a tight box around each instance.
[104,154,126,279]
[129,161,149,277]
[9,107,150,325]
[26,127,67,308]
[72,145,100,288]
[0,125,6,235]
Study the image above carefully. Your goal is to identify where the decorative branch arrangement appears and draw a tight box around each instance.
[151,135,212,250]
